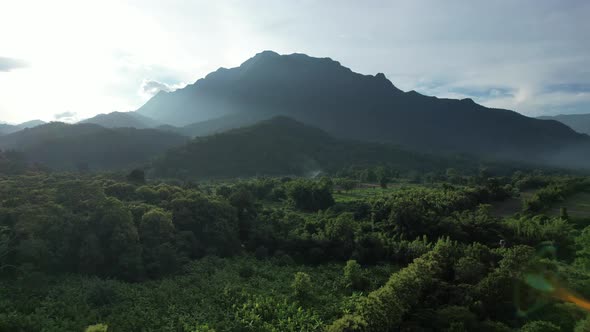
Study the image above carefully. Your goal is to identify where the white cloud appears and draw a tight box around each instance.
[139,79,185,99]
[54,111,78,122]
[0,57,27,72]
[0,0,589,123]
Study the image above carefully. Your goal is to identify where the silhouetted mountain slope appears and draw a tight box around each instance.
[538,114,590,135]
[80,111,162,129]
[0,124,13,136]
[157,112,273,137]
[136,51,590,166]
[153,116,482,178]
[0,119,46,135]
[0,122,188,170]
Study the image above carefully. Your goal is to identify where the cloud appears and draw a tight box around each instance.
[54,111,78,122]
[2,0,590,121]
[0,56,27,72]
[543,83,590,94]
[139,79,185,98]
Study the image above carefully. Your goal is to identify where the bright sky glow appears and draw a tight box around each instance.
[1,0,589,123]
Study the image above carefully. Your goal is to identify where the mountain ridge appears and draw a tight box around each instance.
[79,111,163,129]
[538,113,590,135]
[136,50,588,167]
[0,122,188,171]
[153,116,486,178]
[0,119,46,135]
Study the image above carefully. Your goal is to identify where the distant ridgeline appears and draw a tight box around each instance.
[0,116,529,177]
[137,51,590,169]
[0,120,45,135]
[2,51,590,174]
[538,113,590,135]
[0,122,187,171]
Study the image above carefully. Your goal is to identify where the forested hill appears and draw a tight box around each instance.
[538,113,590,135]
[154,116,483,178]
[0,122,188,171]
[136,51,590,167]
[0,119,46,135]
[79,111,163,129]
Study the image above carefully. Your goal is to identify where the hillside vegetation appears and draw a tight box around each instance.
[0,122,187,171]
[2,166,590,330]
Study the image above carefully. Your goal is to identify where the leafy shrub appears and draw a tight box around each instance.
[343,260,365,290]
[292,272,313,299]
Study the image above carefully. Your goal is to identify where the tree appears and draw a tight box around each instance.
[170,196,240,256]
[139,208,179,277]
[96,198,143,280]
[575,316,590,332]
[454,256,486,284]
[326,213,357,258]
[0,226,14,272]
[286,180,334,212]
[85,324,108,332]
[229,188,257,241]
[343,260,364,290]
[337,179,356,192]
[435,306,478,331]
[136,185,159,203]
[78,233,104,275]
[0,150,28,174]
[575,226,590,270]
[360,169,377,183]
[216,185,232,198]
[140,209,175,247]
[292,272,313,299]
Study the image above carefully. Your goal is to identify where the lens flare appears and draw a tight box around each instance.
[516,242,590,315]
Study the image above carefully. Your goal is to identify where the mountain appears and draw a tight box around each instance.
[0,119,46,135]
[79,111,162,129]
[538,114,590,135]
[0,122,188,171]
[156,112,272,137]
[136,51,590,167]
[0,124,13,135]
[153,116,483,178]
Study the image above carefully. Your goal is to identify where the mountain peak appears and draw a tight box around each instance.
[134,51,590,168]
[253,50,280,58]
[238,50,345,72]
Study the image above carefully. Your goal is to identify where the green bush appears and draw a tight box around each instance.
[292,272,313,299]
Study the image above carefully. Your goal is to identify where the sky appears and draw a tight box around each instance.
[1,0,589,124]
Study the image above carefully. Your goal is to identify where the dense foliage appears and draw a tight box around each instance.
[1,169,590,331]
[153,117,485,179]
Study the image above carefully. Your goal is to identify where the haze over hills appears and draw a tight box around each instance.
[79,111,163,129]
[0,119,46,135]
[156,112,273,137]
[154,116,486,178]
[538,114,590,135]
[3,51,589,170]
[0,122,187,170]
[136,51,590,167]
